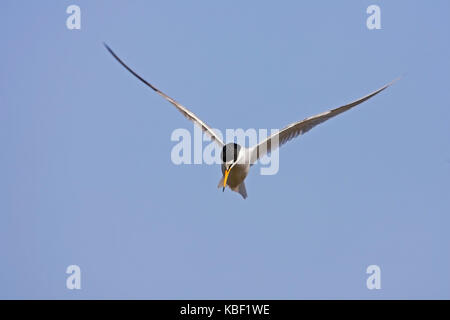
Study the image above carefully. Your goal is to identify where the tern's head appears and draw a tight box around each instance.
[221,143,241,191]
[221,143,241,166]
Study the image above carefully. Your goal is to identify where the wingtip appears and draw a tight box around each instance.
[387,75,403,87]
[103,42,112,52]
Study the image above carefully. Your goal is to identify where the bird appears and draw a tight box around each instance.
[104,43,398,199]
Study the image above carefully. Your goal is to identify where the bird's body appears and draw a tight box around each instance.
[104,43,399,199]
[221,161,249,190]
[219,144,250,198]
[220,162,249,197]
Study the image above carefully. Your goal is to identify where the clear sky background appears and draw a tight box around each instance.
[1,1,449,299]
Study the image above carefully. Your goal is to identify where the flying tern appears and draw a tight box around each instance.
[104,43,398,199]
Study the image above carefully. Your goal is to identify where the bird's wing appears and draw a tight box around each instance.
[250,79,399,163]
[104,43,225,147]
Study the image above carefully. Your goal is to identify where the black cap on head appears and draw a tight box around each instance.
[221,143,241,163]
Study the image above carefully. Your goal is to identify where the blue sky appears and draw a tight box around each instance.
[1,1,449,299]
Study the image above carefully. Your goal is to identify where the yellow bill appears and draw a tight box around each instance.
[222,168,231,191]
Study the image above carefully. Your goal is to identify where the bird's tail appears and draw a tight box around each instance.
[218,178,248,199]
[217,176,225,189]
[236,182,248,199]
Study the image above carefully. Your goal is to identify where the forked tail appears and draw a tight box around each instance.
[217,178,248,199]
